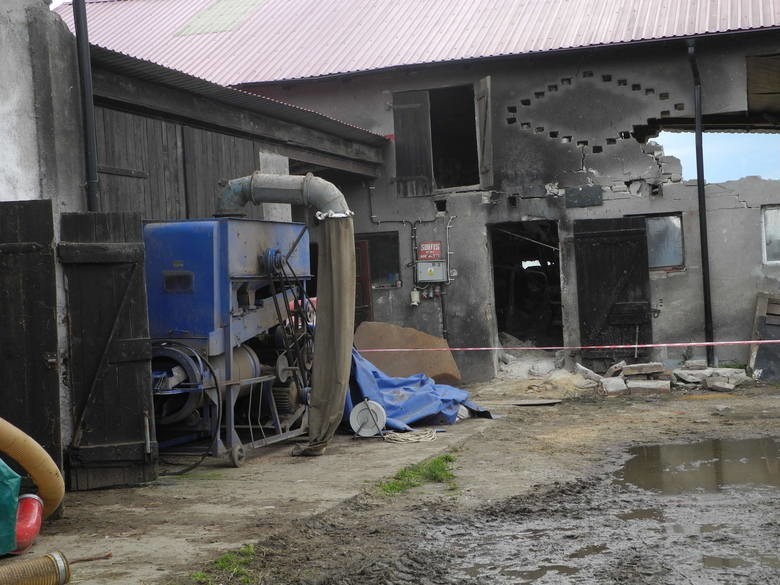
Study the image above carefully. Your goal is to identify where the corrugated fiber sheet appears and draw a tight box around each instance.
[56,0,780,85]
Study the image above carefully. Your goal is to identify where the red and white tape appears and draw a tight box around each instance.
[358,339,780,353]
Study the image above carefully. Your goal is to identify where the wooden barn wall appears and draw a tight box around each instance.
[95,107,268,220]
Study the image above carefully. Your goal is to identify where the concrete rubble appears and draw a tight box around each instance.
[591,360,751,397]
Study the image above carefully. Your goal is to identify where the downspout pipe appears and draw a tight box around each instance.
[687,40,716,367]
[72,0,99,211]
[216,172,352,217]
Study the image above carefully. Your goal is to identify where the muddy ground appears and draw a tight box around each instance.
[30,379,780,584]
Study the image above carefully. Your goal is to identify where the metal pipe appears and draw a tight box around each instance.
[439,287,448,339]
[216,172,351,216]
[687,40,715,367]
[72,0,99,211]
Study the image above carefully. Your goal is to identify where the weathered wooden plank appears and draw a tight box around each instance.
[109,339,153,364]
[0,201,61,472]
[92,68,383,170]
[61,212,156,489]
[58,242,144,264]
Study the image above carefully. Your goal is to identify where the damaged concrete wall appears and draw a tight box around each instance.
[1,0,85,446]
[256,33,780,380]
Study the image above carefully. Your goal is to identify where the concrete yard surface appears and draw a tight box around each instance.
[18,381,780,584]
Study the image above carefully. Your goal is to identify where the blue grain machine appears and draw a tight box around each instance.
[144,217,314,466]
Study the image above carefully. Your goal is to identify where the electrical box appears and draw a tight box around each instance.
[416,260,447,283]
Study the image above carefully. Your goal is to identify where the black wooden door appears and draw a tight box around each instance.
[574,218,652,359]
[60,213,157,490]
[0,201,61,470]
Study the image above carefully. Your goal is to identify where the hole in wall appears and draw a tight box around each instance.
[645,88,655,95]
[521,99,531,106]
[508,195,519,208]
[577,140,589,146]
[617,79,627,86]
[674,103,685,111]
[659,92,669,100]
[548,84,558,92]
[490,220,563,347]
[661,110,671,118]
[606,138,617,145]
[507,105,517,113]
[535,127,545,133]
[561,136,572,143]
[619,131,631,139]
[657,130,780,182]
[582,70,594,77]
[506,117,517,124]
[549,131,559,138]
[561,78,572,85]
[534,91,545,99]
[602,74,612,82]
[521,122,531,129]
[632,84,641,91]
[592,145,603,153]
[435,199,447,213]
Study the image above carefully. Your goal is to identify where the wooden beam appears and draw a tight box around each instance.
[92,68,384,176]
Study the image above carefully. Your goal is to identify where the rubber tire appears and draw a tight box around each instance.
[229,445,246,468]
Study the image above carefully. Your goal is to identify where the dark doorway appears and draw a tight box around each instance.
[490,221,562,346]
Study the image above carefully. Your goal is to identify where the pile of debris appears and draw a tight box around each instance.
[577,360,752,397]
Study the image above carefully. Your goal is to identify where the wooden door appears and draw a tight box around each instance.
[60,212,157,490]
[0,200,62,471]
[574,218,652,359]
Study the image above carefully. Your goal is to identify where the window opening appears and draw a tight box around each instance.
[645,214,684,269]
[764,206,780,263]
[429,86,479,189]
[490,221,562,346]
[355,232,401,288]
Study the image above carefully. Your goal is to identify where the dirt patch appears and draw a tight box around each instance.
[29,382,780,584]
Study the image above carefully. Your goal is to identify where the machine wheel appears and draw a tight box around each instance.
[229,445,246,468]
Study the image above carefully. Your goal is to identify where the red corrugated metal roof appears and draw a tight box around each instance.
[55,0,780,85]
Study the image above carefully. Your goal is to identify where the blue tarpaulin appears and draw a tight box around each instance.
[344,349,489,431]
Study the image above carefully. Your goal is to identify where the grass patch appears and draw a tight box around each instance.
[379,454,456,495]
[213,544,255,584]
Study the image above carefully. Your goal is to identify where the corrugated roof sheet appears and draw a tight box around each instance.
[55,0,780,85]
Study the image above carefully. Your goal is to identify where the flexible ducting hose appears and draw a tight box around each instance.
[0,418,65,519]
[0,551,70,584]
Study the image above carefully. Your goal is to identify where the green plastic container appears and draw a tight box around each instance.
[0,458,21,555]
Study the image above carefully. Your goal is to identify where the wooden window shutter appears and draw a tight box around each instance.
[392,91,434,197]
[475,76,494,189]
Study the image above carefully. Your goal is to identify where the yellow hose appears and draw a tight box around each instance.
[0,418,65,518]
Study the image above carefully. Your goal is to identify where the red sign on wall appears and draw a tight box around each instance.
[418,241,442,260]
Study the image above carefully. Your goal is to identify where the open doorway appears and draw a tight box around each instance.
[490,221,562,346]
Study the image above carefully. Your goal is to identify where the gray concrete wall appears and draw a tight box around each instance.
[2,0,85,445]
[255,34,780,380]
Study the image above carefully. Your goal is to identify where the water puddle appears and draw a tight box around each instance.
[430,437,780,584]
[618,437,780,494]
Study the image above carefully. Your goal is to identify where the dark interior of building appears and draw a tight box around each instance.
[490,220,563,346]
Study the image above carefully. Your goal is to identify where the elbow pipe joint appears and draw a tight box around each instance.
[215,172,351,217]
